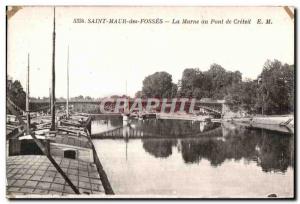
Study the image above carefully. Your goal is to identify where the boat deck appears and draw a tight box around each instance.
[6,113,113,197]
[7,155,105,196]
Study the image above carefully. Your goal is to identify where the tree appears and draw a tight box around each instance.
[170,83,178,98]
[225,79,258,113]
[178,65,242,99]
[74,95,84,101]
[287,65,294,112]
[206,64,242,99]
[225,59,294,115]
[257,60,294,114]
[7,79,26,112]
[179,68,199,97]
[85,96,92,100]
[138,60,294,115]
[142,71,175,98]
[135,91,143,98]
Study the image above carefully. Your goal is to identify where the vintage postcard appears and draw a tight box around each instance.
[6,6,294,199]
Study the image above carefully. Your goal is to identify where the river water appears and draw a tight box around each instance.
[91,116,294,198]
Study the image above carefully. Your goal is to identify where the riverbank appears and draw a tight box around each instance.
[156,112,210,121]
[226,115,294,134]
[88,112,294,134]
[155,113,294,134]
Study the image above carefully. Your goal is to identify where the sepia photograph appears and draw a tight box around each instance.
[5,6,295,199]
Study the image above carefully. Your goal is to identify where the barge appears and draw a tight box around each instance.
[6,114,113,197]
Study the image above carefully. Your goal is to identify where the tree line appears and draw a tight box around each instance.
[6,59,294,116]
[136,59,294,115]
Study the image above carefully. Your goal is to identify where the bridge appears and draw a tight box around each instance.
[91,124,223,139]
[29,98,227,116]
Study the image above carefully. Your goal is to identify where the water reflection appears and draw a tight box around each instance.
[142,125,293,173]
[92,118,294,173]
[143,139,177,158]
[134,120,221,137]
[92,118,222,138]
[91,115,123,134]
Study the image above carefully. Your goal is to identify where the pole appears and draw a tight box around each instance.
[125,80,127,96]
[50,7,56,130]
[26,53,30,134]
[66,45,69,118]
[125,80,129,114]
[49,87,51,114]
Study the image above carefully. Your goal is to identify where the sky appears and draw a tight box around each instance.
[7,6,294,98]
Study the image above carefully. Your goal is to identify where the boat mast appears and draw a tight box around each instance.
[49,87,52,114]
[26,53,30,134]
[66,45,69,118]
[50,7,56,131]
[125,80,127,96]
[125,80,129,114]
